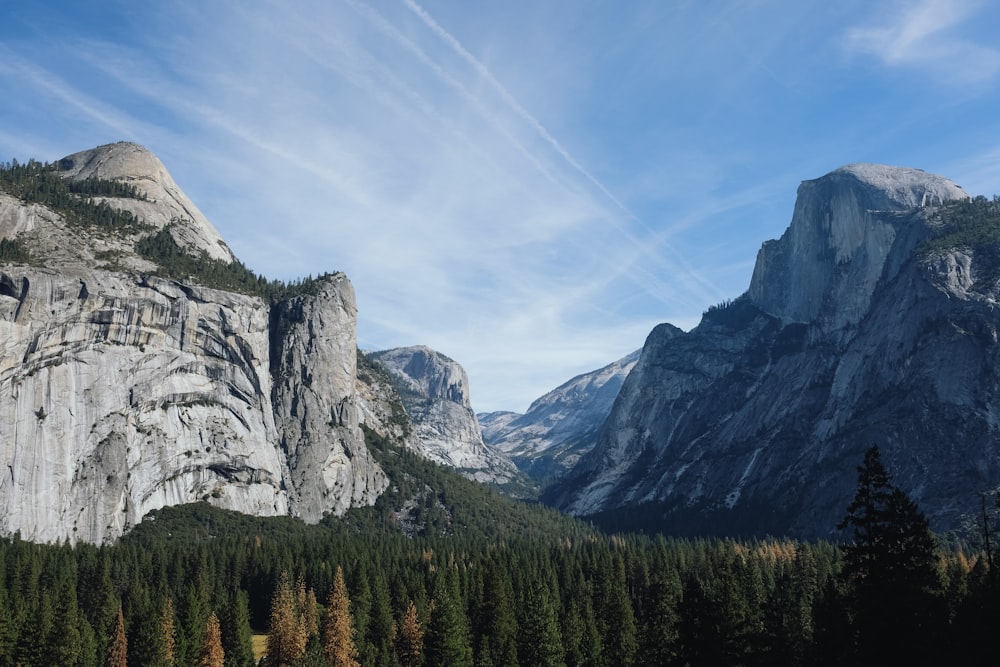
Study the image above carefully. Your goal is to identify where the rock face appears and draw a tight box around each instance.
[56,142,234,262]
[0,143,386,543]
[548,164,996,538]
[271,276,388,522]
[480,350,640,479]
[367,346,522,486]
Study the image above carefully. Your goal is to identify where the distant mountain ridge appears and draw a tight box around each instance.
[546,164,1000,538]
[479,349,640,480]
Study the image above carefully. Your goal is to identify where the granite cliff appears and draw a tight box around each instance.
[367,346,523,488]
[0,143,390,543]
[548,164,999,538]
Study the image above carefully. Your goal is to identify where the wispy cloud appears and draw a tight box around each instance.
[4,1,998,411]
[844,0,1000,84]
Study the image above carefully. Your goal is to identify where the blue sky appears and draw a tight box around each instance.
[2,1,1000,413]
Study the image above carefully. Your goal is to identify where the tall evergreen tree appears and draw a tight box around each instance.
[322,566,360,667]
[477,567,518,667]
[197,612,226,667]
[363,570,395,667]
[838,445,944,665]
[107,607,128,667]
[425,572,473,667]
[221,589,254,667]
[518,581,564,667]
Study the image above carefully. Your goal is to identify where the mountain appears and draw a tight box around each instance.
[480,349,640,480]
[547,164,1000,538]
[366,346,523,489]
[0,142,474,543]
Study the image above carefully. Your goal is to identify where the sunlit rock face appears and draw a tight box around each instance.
[548,164,997,538]
[56,142,235,262]
[0,142,387,543]
[0,268,289,544]
[368,346,522,486]
[271,274,387,522]
[479,350,640,480]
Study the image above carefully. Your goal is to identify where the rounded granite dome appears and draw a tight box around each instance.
[55,142,235,263]
[830,163,969,209]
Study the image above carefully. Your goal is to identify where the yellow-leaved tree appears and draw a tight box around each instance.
[322,565,360,667]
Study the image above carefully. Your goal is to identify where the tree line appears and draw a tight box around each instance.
[0,445,995,666]
[0,159,147,234]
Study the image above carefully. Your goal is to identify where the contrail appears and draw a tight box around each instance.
[400,0,725,307]
[401,0,634,218]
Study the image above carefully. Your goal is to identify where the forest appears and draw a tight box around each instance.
[0,443,996,667]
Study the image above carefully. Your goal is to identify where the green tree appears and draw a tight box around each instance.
[838,445,944,665]
[477,567,518,667]
[221,590,254,667]
[424,571,473,667]
[518,581,564,667]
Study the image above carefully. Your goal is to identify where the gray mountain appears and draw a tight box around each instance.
[0,142,395,543]
[479,349,640,480]
[547,164,1000,538]
[367,346,523,488]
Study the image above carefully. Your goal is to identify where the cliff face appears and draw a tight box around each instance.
[0,268,289,543]
[548,164,995,538]
[367,346,522,487]
[480,350,640,479]
[0,142,386,543]
[271,275,387,522]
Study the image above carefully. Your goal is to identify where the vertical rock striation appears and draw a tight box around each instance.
[271,275,387,521]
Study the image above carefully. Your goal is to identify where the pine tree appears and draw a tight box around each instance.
[196,612,225,667]
[160,596,177,667]
[364,570,395,667]
[518,581,564,667]
[267,572,307,667]
[322,566,360,667]
[107,607,128,667]
[838,445,944,665]
[46,579,82,666]
[478,567,518,667]
[221,589,254,667]
[424,571,473,667]
[396,601,424,667]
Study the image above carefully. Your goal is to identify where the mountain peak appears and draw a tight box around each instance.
[56,142,235,263]
[747,164,969,327]
[826,163,968,209]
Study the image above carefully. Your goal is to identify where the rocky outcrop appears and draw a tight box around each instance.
[57,142,235,262]
[271,275,387,522]
[480,350,640,479]
[368,346,522,486]
[0,143,387,543]
[548,164,992,538]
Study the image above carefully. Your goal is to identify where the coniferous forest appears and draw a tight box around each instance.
[0,442,997,667]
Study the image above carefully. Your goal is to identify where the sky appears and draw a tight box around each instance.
[2,0,1000,413]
